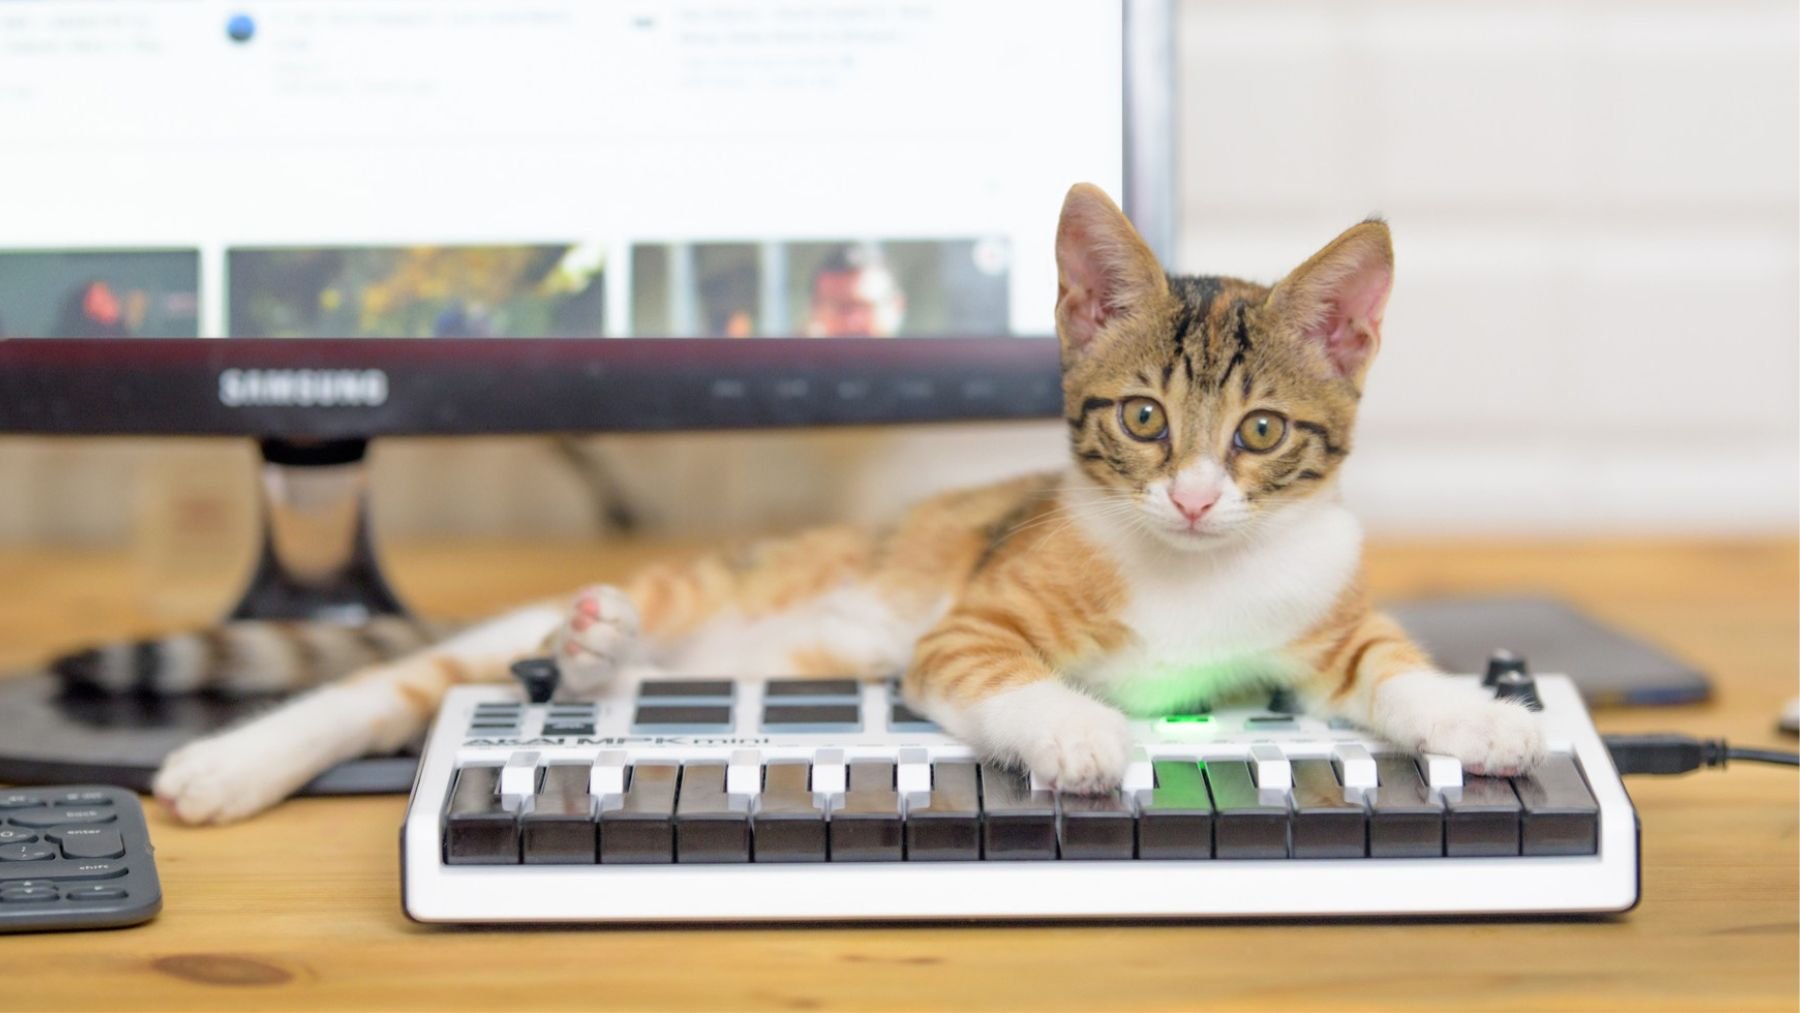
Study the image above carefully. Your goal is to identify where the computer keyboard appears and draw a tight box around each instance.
[0,785,161,933]
[401,665,1638,922]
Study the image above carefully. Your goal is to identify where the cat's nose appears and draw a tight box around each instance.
[1169,486,1220,523]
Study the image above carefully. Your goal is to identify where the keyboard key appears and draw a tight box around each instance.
[522,765,597,864]
[1513,754,1599,856]
[1289,759,1366,858]
[442,765,518,865]
[0,885,58,902]
[10,808,117,829]
[50,828,126,861]
[1445,776,1521,857]
[760,704,861,733]
[500,751,543,809]
[1205,760,1288,859]
[1368,756,1444,858]
[832,761,903,862]
[0,793,40,809]
[1248,743,1292,792]
[637,679,734,701]
[632,704,734,734]
[599,763,679,864]
[0,860,128,883]
[978,765,1058,860]
[753,763,828,863]
[0,829,39,845]
[64,885,128,902]
[906,762,980,861]
[1058,792,1136,860]
[52,792,113,807]
[675,764,750,863]
[1331,743,1379,797]
[764,678,860,700]
[1138,761,1213,859]
[0,843,56,862]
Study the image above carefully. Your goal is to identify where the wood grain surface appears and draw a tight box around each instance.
[1,537,1794,1012]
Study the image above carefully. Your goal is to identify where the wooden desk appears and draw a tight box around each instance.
[1,538,1795,1012]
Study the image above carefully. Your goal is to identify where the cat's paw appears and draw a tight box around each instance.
[976,681,1131,794]
[154,731,292,825]
[1374,671,1546,776]
[548,584,640,699]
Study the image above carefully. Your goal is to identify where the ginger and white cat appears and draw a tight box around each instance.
[134,184,1543,823]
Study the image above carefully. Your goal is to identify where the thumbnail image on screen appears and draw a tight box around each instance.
[0,250,200,338]
[631,238,1011,338]
[228,245,607,338]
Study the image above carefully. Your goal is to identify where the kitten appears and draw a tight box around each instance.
[128,184,1543,823]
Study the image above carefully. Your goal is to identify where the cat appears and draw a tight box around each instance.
[105,183,1544,824]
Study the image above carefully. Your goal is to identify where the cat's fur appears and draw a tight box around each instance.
[142,184,1543,823]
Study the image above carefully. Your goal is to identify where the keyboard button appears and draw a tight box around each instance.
[726,749,763,800]
[1244,716,1299,731]
[753,763,828,862]
[1247,743,1292,792]
[442,765,518,865]
[64,885,128,902]
[52,792,113,807]
[1205,760,1288,859]
[1513,754,1599,856]
[0,793,40,809]
[906,762,981,861]
[522,765,597,864]
[674,764,750,863]
[542,722,596,737]
[764,678,860,700]
[637,679,734,701]
[589,750,629,802]
[760,704,861,733]
[0,843,56,862]
[887,702,938,732]
[1059,792,1136,860]
[1368,756,1444,858]
[1138,761,1213,859]
[0,829,39,845]
[632,704,734,734]
[0,860,128,882]
[1,885,58,902]
[832,761,903,862]
[499,751,544,810]
[10,808,117,829]
[1421,753,1463,792]
[1289,759,1366,858]
[1331,743,1379,797]
[599,763,679,864]
[978,765,1058,861]
[50,828,126,861]
[1444,776,1522,857]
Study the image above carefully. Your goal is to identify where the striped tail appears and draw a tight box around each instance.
[50,616,462,697]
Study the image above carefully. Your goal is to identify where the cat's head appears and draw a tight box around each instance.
[1055,183,1391,552]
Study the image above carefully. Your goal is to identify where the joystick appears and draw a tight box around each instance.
[510,657,560,704]
[1483,649,1528,688]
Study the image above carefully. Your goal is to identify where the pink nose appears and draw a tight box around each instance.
[1169,486,1220,523]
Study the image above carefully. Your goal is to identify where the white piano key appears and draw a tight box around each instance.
[1248,742,1291,791]
[1422,752,1464,798]
[726,748,762,799]
[1122,747,1155,797]
[588,749,628,810]
[1333,743,1378,800]
[499,750,541,811]
[896,746,932,800]
[810,748,847,807]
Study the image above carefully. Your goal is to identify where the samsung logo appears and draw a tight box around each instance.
[219,369,388,408]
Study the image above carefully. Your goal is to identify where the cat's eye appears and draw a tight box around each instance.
[1235,411,1287,453]
[1118,397,1168,441]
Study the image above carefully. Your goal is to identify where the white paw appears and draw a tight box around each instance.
[971,682,1132,794]
[549,584,640,699]
[1374,671,1546,776]
[153,731,294,825]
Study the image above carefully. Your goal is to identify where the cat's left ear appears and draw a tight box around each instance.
[1055,183,1168,362]
[1267,219,1393,386]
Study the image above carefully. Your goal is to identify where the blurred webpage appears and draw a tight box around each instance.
[0,0,1124,338]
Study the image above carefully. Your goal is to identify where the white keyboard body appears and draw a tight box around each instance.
[401,673,1638,922]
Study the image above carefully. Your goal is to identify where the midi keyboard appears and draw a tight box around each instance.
[401,668,1638,922]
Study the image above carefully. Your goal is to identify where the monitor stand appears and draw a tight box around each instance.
[0,438,423,797]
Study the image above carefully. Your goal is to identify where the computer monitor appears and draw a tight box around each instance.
[0,0,1175,620]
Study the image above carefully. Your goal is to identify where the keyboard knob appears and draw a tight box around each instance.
[510,657,560,704]
[1492,670,1544,711]
[1483,650,1529,688]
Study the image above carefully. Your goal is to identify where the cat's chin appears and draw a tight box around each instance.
[1144,524,1239,553]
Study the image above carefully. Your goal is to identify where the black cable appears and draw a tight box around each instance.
[1603,734,1800,775]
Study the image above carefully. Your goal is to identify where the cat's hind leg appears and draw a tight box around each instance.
[546,584,642,699]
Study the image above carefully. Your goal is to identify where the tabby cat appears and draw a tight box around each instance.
[106,184,1544,823]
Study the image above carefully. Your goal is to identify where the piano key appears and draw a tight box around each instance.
[978,765,1058,861]
[442,765,518,865]
[1332,743,1379,798]
[1138,761,1213,859]
[636,679,734,701]
[1421,753,1464,794]
[1058,791,1136,860]
[726,749,762,800]
[521,764,597,864]
[1205,760,1288,859]
[832,761,903,862]
[1444,776,1522,857]
[588,749,628,806]
[598,763,679,864]
[760,703,862,733]
[674,764,750,863]
[906,762,981,861]
[499,751,542,811]
[752,763,828,863]
[1367,755,1444,858]
[1122,747,1155,795]
[632,704,734,734]
[764,678,861,700]
[1248,743,1292,793]
[895,747,932,797]
[1513,754,1599,856]
[1289,759,1366,858]
[810,748,847,805]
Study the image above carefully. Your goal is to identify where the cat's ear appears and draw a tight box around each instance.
[1267,219,1393,385]
[1055,183,1167,360]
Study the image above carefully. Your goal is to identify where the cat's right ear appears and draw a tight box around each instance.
[1055,183,1167,361]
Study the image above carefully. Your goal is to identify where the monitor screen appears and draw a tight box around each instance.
[0,0,1167,435]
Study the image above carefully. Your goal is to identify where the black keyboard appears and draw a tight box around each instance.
[0,785,161,933]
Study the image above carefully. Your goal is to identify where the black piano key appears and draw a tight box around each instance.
[598,763,679,864]
[1205,760,1288,859]
[1058,792,1136,860]
[1444,775,1522,856]
[906,762,981,861]
[675,764,750,863]
[753,763,828,863]
[832,761,903,862]
[763,678,861,700]
[1289,759,1366,858]
[1513,754,1600,856]
[978,765,1058,861]
[442,765,519,865]
[1137,761,1213,859]
[521,764,597,864]
[1368,756,1444,858]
